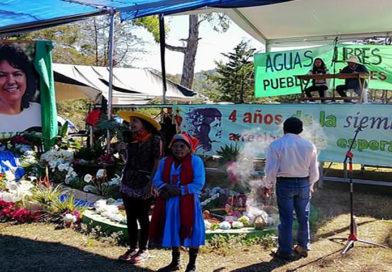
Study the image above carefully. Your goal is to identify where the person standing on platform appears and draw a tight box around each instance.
[150,133,205,272]
[117,111,163,263]
[265,117,319,261]
[336,55,369,102]
[304,58,329,101]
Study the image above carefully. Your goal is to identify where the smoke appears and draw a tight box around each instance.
[225,118,327,224]
[225,128,277,222]
[300,118,328,154]
[226,128,273,189]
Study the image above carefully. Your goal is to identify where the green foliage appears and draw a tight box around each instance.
[205,40,255,103]
[20,131,44,151]
[216,143,240,165]
[50,194,86,214]
[204,233,277,255]
[56,99,90,131]
[0,175,6,191]
[79,224,126,246]
[74,147,103,161]
[9,14,159,68]
[134,15,165,42]
[67,179,87,191]
[28,185,63,212]
[84,180,119,197]
[202,13,231,33]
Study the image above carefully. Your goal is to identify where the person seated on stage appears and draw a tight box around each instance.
[336,55,369,102]
[304,58,329,101]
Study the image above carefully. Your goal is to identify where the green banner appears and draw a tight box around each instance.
[254,44,392,97]
[34,40,58,150]
[177,104,392,167]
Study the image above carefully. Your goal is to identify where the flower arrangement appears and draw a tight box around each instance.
[231,221,244,229]
[82,170,120,196]
[0,199,39,223]
[63,209,81,228]
[219,221,231,230]
[0,179,34,202]
[97,153,115,165]
[93,199,126,224]
[40,149,78,184]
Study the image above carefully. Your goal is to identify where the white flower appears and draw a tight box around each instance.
[83,185,98,193]
[58,163,69,172]
[204,220,212,230]
[19,180,34,191]
[6,180,18,191]
[28,176,37,182]
[48,160,57,169]
[63,213,77,223]
[219,221,231,230]
[96,169,105,179]
[232,221,244,229]
[0,191,20,202]
[23,150,35,156]
[84,174,93,183]
[94,199,107,210]
[65,176,74,184]
[108,176,120,186]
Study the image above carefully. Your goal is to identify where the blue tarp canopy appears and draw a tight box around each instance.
[0,0,290,35]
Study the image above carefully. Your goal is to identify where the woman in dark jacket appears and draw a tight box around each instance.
[304,58,329,100]
[117,111,163,263]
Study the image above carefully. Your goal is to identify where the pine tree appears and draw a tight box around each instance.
[206,41,255,103]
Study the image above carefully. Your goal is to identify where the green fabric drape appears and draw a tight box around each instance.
[33,40,58,150]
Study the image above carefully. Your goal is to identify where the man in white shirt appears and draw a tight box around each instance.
[265,117,319,260]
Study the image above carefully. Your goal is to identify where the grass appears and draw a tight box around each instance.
[1,180,392,271]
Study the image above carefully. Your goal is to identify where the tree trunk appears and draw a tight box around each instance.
[180,15,200,89]
[93,18,99,66]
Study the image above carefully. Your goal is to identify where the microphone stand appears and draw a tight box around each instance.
[330,126,388,254]
[331,37,339,101]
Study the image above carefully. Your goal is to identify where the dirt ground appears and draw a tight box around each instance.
[1,181,392,272]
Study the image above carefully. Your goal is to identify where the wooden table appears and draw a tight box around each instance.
[295,73,369,102]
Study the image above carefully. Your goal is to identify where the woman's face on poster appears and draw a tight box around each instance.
[208,117,222,142]
[0,60,27,106]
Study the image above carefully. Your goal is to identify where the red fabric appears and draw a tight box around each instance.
[85,109,101,127]
[131,129,151,143]
[149,155,194,245]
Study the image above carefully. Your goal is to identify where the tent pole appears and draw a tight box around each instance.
[265,40,271,53]
[107,9,116,152]
[159,14,167,104]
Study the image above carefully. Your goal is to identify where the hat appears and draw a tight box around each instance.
[117,110,161,131]
[169,133,199,153]
[346,55,361,64]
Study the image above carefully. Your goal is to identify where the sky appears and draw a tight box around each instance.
[132,15,265,75]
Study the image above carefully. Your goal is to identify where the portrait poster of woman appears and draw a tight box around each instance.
[182,108,223,153]
[0,41,41,137]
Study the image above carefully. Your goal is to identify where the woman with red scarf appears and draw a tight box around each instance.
[117,111,163,263]
[150,133,205,272]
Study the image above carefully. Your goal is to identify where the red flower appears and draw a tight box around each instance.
[0,207,12,218]
[98,153,114,165]
[11,135,30,145]
[11,208,31,223]
[0,199,15,209]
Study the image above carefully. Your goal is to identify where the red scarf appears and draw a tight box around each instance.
[149,155,194,245]
[132,129,151,143]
